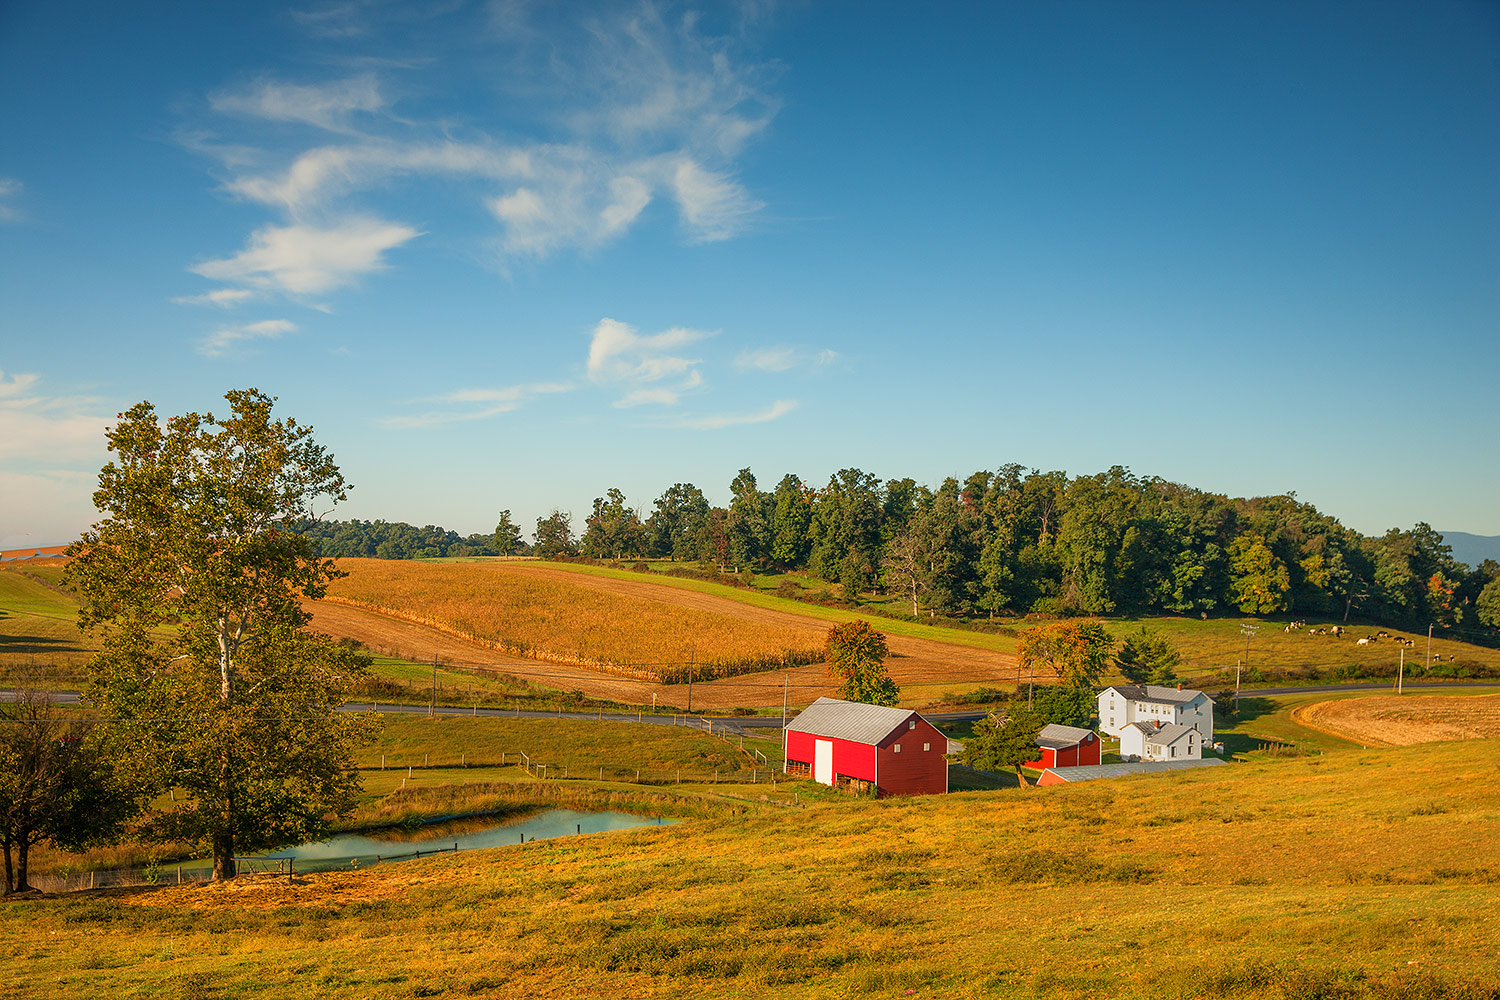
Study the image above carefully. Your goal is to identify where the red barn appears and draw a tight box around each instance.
[784,697,950,797]
[1023,724,1102,770]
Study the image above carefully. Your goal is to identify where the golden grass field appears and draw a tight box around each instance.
[324,559,826,681]
[1295,692,1500,747]
[7,734,1500,999]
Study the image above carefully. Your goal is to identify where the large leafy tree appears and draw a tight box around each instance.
[1228,534,1291,613]
[960,708,1046,785]
[66,389,374,881]
[823,622,898,706]
[1017,620,1115,689]
[580,488,646,559]
[533,509,578,558]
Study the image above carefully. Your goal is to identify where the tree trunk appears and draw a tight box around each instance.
[1014,766,1031,788]
[212,749,235,881]
[2,836,12,894]
[14,834,29,893]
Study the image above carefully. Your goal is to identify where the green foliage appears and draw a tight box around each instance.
[1478,578,1500,628]
[1114,626,1181,685]
[1229,535,1292,613]
[960,707,1045,778]
[66,389,376,880]
[299,518,499,559]
[533,509,578,558]
[822,622,898,707]
[493,510,523,556]
[1018,620,1114,688]
[1032,685,1096,728]
[580,488,646,559]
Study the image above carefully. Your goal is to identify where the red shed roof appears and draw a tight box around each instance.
[785,697,921,745]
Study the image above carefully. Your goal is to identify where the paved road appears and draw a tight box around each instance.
[11,682,1495,736]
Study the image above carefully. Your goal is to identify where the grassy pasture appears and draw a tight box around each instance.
[0,561,92,683]
[326,559,825,680]
[8,738,1500,998]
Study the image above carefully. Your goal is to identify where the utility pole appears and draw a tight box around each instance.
[1398,646,1405,695]
[1426,623,1433,672]
[1238,624,1259,708]
[430,656,437,717]
[687,647,694,714]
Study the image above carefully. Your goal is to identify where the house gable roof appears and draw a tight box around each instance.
[1145,723,1196,747]
[785,697,921,745]
[1099,684,1214,706]
[1036,723,1095,749]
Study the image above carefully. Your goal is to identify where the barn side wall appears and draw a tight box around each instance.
[874,718,948,796]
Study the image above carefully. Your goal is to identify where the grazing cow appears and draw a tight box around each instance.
[1331,626,1344,637]
[1357,637,1372,646]
[1377,630,1389,638]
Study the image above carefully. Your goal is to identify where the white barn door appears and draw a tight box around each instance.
[814,739,834,785]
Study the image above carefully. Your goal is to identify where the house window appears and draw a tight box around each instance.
[908,721,916,730]
[923,742,931,752]
[1171,746,1177,758]
[894,744,902,753]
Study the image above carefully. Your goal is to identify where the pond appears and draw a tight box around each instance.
[219,809,673,875]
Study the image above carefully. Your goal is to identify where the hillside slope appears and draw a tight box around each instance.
[9,739,1500,998]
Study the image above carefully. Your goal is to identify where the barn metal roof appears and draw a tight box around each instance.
[784,697,920,745]
[1101,684,1214,705]
[1036,723,1095,749]
[1041,759,1224,783]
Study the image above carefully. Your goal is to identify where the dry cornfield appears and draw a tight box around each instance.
[324,559,823,681]
[1294,692,1500,747]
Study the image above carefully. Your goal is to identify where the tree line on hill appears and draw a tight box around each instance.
[550,466,1500,632]
[296,465,1500,634]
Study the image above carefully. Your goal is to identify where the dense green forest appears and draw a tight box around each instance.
[303,466,1500,633]
[297,519,508,560]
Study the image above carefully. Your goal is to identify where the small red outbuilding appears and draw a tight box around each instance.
[784,697,950,797]
[1023,723,1102,770]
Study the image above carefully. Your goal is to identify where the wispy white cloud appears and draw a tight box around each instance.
[734,346,839,373]
[173,288,256,308]
[585,317,711,406]
[181,2,779,300]
[670,399,798,430]
[381,381,574,428]
[0,178,22,223]
[211,74,385,132]
[197,319,298,357]
[192,219,420,297]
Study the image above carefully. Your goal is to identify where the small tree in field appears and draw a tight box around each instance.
[1114,626,1181,685]
[66,389,376,881]
[823,621,898,706]
[961,707,1045,786]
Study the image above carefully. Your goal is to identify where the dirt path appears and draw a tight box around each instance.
[306,568,1016,709]
[1293,693,1500,747]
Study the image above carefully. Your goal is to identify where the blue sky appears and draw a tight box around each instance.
[2,0,1498,549]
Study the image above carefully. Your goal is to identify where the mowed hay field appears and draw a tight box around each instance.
[315,560,1020,708]
[325,559,824,681]
[1295,692,1500,747]
[10,739,1500,999]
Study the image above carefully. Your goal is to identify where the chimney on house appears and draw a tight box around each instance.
[1177,683,1182,691]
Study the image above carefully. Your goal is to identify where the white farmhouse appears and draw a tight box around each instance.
[1119,721,1202,761]
[1097,684,1215,741]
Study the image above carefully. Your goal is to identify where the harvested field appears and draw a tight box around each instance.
[308,562,1018,708]
[325,559,822,681]
[1294,692,1500,747]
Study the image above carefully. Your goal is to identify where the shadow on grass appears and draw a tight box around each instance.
[948,765,1020,791]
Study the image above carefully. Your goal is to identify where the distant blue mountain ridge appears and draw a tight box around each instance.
[1440,531,1500,569]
